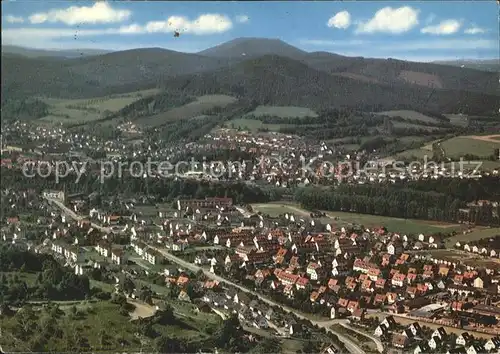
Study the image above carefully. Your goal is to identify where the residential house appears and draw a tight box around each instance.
[429,336,443,350]
[466,344,485,354]
[432,327,447,341]
[392,334,409,349]
[457,332,474,346]
[95,240,112,258]
[414,342,430,354]
[143,247,162,265]
[111,248,127,265]
[306,262,323,281]
[381,315,397,329]
[296,277,309,290]
[131,240,147,256]
[392,273,406,287]
[484,337,500,352]
[374,324,389,338]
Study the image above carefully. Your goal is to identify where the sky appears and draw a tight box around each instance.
[1,1,498,62]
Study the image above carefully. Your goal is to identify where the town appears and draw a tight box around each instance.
[1,181,500,353]
[2,1,500,353]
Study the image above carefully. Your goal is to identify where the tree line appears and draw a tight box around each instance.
[295,180,500,226]
[0,246,91,304]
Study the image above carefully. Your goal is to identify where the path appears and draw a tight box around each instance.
[341,322,384,353]
[127,299,156,321]
[467,135,500,144]
[47,195,366,354]
[44,196,111,233]
[367,312,495,339]
[149,245,366,354]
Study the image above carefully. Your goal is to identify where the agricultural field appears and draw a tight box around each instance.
[444,227,500,247]
[324,210,460,235]
[224,118,297,132]
[375,110,441,124]
[38,89,161,125]
[413,248,500,270]
[444,113,469,127]
[441,136,500,158]
[391,121,443,131]
[136,94,236,127]
[245,105,318,118]
[392,135,500,170]
[251,202,460,235]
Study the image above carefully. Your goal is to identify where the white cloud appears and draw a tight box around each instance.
[2,13,233,47]
[356,6,419,34]
[327,11,351,29]
[120,14,233,35]
[235,15,249,24]
[421,19,461,35]
[28,2,131,25]
[464,26,486,34]
[4,15,24,24]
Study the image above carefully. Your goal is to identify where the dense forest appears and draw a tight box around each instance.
[296,178,500,226]
[0,167,280,209]
[1,98,50,121]
[3,47,498,116]
[0,246,91,304]
[160,55,499,115]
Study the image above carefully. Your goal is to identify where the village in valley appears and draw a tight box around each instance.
[1,176,500,353]
[1,2,500,351]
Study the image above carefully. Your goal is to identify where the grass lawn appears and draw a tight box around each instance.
[252,202,460,235]
[330,324,378,353]
[413,248,500,270]
[441,137,500,158]
[1,301,144,352]
[39,89,161,126]
[0,271,39,285]
[324,210,460,235]
[2,295,222,352]
[444,227,500,247]
[245,105,318,118]
[375,110,441,124]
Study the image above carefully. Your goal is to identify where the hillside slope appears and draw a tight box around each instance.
[1,45,112,58]
[2,40,498,111]
[198,37,307,59]
[159,55,499,115]
[1,48,234,99]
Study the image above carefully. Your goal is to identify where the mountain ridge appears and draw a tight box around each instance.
[2,38,498,115]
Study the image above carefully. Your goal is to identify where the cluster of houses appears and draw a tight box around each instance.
[375,315,500,353]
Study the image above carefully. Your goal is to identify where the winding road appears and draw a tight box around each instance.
[44,196,111,233]
[149,245,366,354]
[46,197,378,354]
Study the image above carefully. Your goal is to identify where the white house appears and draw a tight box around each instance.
[429,336,442,350]
[374,324,389,337]
[457,332,474,346]
[485,337,500,352]
[467,344,485,354]
[111,249,127,265]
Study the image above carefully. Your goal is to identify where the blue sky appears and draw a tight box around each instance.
[2,1,497,61]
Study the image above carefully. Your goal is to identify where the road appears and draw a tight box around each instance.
[235,206,254,218]
[44,196,111,233]
[46,197,366,354]
[149,245,366,354]
[341,321,384,353]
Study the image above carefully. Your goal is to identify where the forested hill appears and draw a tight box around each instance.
[2,39,499,115]
[159,55,499,115]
